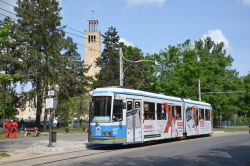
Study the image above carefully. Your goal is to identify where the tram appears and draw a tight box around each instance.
[88,87,213,145]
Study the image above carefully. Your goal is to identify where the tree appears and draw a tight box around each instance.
[243,73,250,116]
[122,45,155,91]
[94,27,121,88]
[153,37,243,126]
[0,17,21,120]
[57,37,90,102]
[94,27,155,91]
[57,95,90,126]
[14,0,90,126]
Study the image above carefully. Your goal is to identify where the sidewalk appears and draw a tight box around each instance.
[0,132,89,163]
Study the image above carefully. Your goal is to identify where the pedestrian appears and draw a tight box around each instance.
[20,118,25,132]
[4,119,11,139]
[12,120,18,139]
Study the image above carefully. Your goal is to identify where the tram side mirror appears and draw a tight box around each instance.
[122,100,126,109]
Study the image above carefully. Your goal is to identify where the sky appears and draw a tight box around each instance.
[1,0,250,76]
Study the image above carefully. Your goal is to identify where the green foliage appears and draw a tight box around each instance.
[152,37,249,125]
[94,26,121,87]
[94,27,155,91]
[57,95,90,125]
[93,26,249,125]
[0,17,22,120]
[228,116,250,126]
[122,45,155,91]
[243,73,250,116]
[0,94,18,119]
[0,152,10,158]
[14,0,90,125]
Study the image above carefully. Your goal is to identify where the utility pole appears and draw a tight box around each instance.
[2,92,5,133]
[198,79,201,101]
[119,48,123,87]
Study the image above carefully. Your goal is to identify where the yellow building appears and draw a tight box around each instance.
[84,20,101,77]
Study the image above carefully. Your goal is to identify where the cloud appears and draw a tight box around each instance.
[127,0,166,7]
[241,0,250,6]
[119,38,134,46]
[203,29,230,50]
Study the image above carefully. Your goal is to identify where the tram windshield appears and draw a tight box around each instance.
[91,96,111,123]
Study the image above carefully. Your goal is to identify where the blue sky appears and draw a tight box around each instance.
[60,0,250,76]
[1,0,250,76]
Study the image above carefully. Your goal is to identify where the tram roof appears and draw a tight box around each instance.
[92,87,211,107]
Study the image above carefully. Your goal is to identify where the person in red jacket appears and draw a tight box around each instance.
[4,120,11,139]
[12,120,18,139]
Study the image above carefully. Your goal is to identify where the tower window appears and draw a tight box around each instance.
[91,35,93,42]
[88,35,91,43]
[94,35,96,42]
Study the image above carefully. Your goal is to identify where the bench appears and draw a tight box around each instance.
[24,127,41,136]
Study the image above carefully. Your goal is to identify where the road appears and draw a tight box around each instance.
[1,132,249,166]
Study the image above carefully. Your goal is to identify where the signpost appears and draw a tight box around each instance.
[45,90,57,147]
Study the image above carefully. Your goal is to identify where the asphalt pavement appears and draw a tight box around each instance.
[0,131,249,166]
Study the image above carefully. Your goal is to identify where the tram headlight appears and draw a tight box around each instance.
[102,132,112,136]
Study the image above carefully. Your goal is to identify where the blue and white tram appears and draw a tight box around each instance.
[88,87,213,145]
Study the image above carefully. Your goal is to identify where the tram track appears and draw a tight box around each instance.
[33,150,114,166]
[0,141,161,166]
[0,134,232,166]
[0,139,188,165]
[0,144,110,166]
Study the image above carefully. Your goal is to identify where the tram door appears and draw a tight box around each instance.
[126,99,142,143]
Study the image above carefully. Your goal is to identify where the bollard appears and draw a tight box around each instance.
[65,127,69,133]
[249,126,250,134]
[52,131,57,142]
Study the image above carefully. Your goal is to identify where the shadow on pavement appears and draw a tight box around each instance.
[78,144,250,166]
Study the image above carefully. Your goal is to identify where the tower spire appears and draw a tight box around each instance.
[91,10,94,19]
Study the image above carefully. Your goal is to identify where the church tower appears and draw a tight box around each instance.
[84,20,101,77]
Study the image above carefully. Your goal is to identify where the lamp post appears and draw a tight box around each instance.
[119,48,123,87]
[1,91,5,133]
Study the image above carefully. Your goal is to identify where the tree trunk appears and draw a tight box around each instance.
[35,79,43,127]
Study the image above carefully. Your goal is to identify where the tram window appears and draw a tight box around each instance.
[200,108,205,120]
[195,108,199,125]
[176,106,182,120]
[144,102,155,120]
[135,102,140,109]
[171,106,175,117]
[113,99,123,122]
[127,101,133,111]
[205,109,210,120]
[186,107,192,122]
[157,104,166,120]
